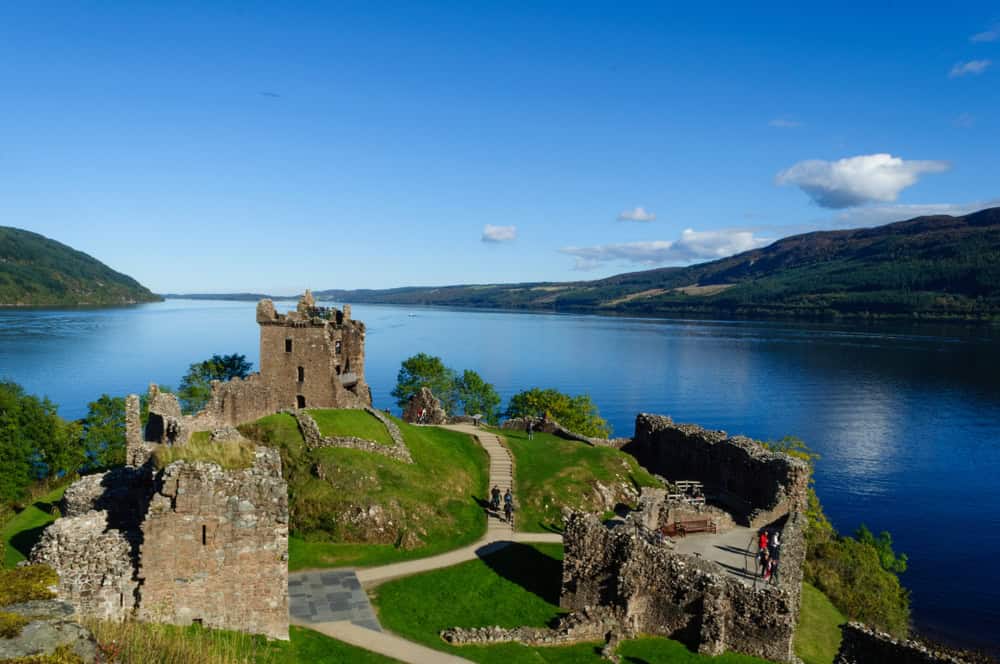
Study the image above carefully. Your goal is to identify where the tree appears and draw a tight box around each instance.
[505,387,610,438]
[856,524,908,574]
[80,395,127,470]
[454,370,501,424]
[390,353,457,411]
[178,353,253,414]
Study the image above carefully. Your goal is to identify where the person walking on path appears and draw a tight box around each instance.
[527,420,534,440]
[490,485,501,513]
[503,488,514,525]
[758,529,768,553]
[769,530,781,560]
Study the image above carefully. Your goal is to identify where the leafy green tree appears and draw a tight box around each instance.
[856,524,908,574]
[454,370,501,424]
[80,395,127,470]
[505,387,610,438]
[390,353,457,411]
[0,382,36,502]
[178,353,253,414]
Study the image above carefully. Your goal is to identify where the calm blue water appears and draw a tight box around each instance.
[2,299,999,650]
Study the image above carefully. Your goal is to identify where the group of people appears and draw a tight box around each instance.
[757,528,781,582]
[490,484,515,524]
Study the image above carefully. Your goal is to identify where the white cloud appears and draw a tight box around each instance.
[481,224,517,243]
[949,59,992,77]
[560,228,770,270]
[970,27,998,43]
[775,153,950,209]
[769,118,802,128]
[616,206,656,222]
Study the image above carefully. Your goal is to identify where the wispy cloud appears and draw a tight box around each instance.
[776,153,950,209]
[769,118,803,128]
[827,200,1000,228]
[949,59,992,77]
[481,224,517,243]
[560,228,770,270]
[616,206,656,222]
[970,26,999,43]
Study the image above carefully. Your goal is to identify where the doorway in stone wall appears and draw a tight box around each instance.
[296,395,306,409]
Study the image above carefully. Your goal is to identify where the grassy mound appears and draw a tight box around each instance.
[795,583,846,664]
[153,436,257,470]
[85,621,400,663]
[240,411,488,569]
[373,543,769,664]
[496,429,662,532]
[1,486,66,568]
[308,409,394,446]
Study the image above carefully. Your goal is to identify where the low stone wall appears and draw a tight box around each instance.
[291,409,413,464]
[835,623,971,664]
[559,511,804,663]
[442,607,619,647]
[622,414,810,528]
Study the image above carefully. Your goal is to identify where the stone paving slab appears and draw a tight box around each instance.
[289,570,381,631]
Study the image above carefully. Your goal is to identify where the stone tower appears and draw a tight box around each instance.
[256,290,370,410]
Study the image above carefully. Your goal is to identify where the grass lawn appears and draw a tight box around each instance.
[241,412,488,570]
[373,542,770,664]
[1,485,66,568]
[86,620,400,663]
[495,429,663,532]
[308,408,394,446]
[795,583,846,664]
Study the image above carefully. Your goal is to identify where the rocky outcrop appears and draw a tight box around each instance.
[0,600,98,663]
[403,387,447,424]
[835,623,971,664]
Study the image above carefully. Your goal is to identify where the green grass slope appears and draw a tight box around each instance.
[308,408,394,446]
[795,583,847,664]
[374,543,770,664]
[239,411,488,569]
[1,486,66,568]
[0,226,160,306]
[497,429,662,532]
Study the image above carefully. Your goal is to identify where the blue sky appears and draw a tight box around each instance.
[1,2,997,294]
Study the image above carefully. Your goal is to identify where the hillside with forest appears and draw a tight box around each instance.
[0,227,160,306]
[303,207,1000,321]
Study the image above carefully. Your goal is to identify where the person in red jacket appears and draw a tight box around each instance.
[759,529,769,552]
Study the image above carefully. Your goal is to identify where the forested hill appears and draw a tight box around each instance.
[0,227,161,306]
[311,207,1000,321]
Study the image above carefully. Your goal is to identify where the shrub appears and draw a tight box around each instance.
[0,564,57,606]
[0,609,30,638]
[505,387,610,438]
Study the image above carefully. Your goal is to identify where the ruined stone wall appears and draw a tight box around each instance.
[559,512,804,663]
[136,448,289,640]
[256,294,370,412]
[623,414,810,527]
[835,623,970,664]
[402,387,447,424]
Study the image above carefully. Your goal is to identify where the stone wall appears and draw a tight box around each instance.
[558,511,805,663]
[501,416,629,448]
[835,623,970,664]
[633,488,736,534]
[622,414,810,528]
[137,447,289,640]
[291,408,413,464]
[402,387,447,424]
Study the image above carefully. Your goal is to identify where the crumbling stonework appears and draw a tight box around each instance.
[441,606,620,647]
[501,416,629,447]
[835,623,970,664]
[32,449,289,640]
[402,387,447,424]
[290,408,413,464]
[137,448,288,640]
[558,511,807,663]
[633,488,736,534]
[623,414,810,528]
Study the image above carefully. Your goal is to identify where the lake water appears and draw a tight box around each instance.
[1,299,999,650]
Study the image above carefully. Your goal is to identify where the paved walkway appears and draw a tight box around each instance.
[671,525,760,585]
[289,423,562,663]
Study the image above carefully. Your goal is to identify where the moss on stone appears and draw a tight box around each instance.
[0,644,85,663]
[0,610,30,638]
[0,565,57,607]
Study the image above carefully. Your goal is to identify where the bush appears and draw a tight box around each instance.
[0,609,30,638]
[390,353,457,411]
[505,387,610,438]
[0,564,57,606]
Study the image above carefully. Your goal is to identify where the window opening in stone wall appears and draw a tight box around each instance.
[335,340,342,354]
[336,366,341,375]
[192,618,203,627]
[297,395,306,409]
[120,593,124,607]
[297,366,305,382]
[285,338,292,353]
[202,525,207,545]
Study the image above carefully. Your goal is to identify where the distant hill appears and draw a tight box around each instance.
[0,227,161,306]
[167,207,1000,321]
[306,207,1000,321]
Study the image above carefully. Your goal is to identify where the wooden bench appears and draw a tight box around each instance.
[661,519,717,538]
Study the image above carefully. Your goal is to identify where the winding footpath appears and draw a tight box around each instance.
[288,423,561,664]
